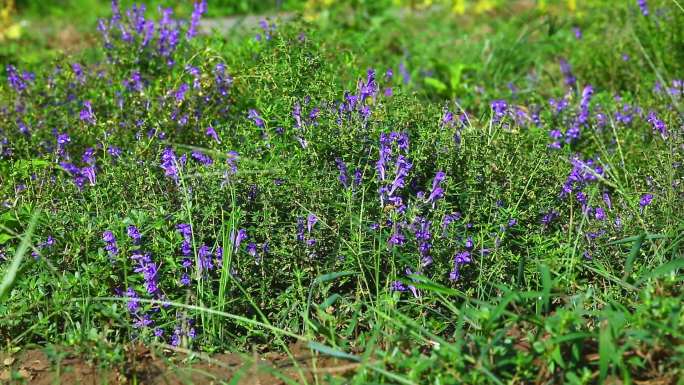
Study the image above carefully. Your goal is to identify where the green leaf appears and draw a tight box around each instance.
[0,211,39,302]
[636,259,684,286]
[539,264,551,313]
[313,271,356,285]
[599,321,614,381]
[623,233,645,280]
[424,77,448,93]
[0,233,12,245]
[318,293,341,310]
[307,341,360,362]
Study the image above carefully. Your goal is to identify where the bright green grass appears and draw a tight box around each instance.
[1,1,683,384]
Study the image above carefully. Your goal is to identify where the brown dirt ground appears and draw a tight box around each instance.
[0,343,359,384]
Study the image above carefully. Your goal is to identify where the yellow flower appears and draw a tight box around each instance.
[451,0,466,14]
[474,0,495,14]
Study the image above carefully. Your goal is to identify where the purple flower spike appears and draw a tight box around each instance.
[248,109,265,128]
[176,223,192,240]
[131,251,159,294]
[234,228,248,249]
[595,207,606,221]
[388,231,405,247]
[335,158,350,188]
[639,193,654,209]
[637,0,648,16]
[426,171,446,205]
[103,230,118,258]
[125,287,140,313]
[490,100,508,123]
[307,214,318,233]
[186,0,207,39]
[79,101,96,125]
[647,111,668,139]
[127,225,142,244]
[206,125,220,143]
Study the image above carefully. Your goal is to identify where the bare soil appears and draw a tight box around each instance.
[0,343,358,384]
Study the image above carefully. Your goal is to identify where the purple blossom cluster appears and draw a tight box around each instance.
[1,0,680,351]
[376,132,412,212]
[31,236,55,260]
[97,0,206,67]
[103,230,119,258]
[336,69,386,124]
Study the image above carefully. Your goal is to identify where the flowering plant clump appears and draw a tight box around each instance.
[0,0,683,382]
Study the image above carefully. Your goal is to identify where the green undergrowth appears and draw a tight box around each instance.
[0,1,683,384]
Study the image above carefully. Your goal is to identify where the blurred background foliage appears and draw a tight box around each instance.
[0,0,609,67]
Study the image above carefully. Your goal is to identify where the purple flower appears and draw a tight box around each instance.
[214,247,223,267]
[637,0,648,16]
[180,273,191,286]
[335,158,350,188]
[79,101,96,125]
[247,243,260,264]
[449,265,461,281]
[108,146,122,158]
[223,151,239,183]
[541,210,558,226]
[233,229,248,249]
[639,193,654,208]
[292,102,303,129]
[450,251,472,281]
[377,134,412,210]
[56,132,70,146]
[307,214,318,233]
[127,225,142,244]
[176,223,192,240]
[647,111,668,138]
[296,217,305,242]
[248,109,265,128]
[174,83,189,103]
[198,244,213,271]
[103,230,119,257]
[157,7,180,63]
[573,27,582,39]
[171,329,181,346]
[442,213,461,232]
[426,171,446,205]
[133,313,153,329]
[186,0,206,39]
[191,150,213,165]
[595,207,606,221]
[256,18,276,41]
[353,168,362,187]
[577,85,594,126]
[206,125,220,143]
[388,231,405,247]
[412,217,433,267]
[80,166,96,186]
[390,280,407,292]
[6,65,28,92]
[131,252,159,294]
[125,287,140,313]
[603,192,613,210]
[559,58,576,88]
[160,147,186,182]
[82,148,96,165]
[455,251,472,264]
[490,100,508,123]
